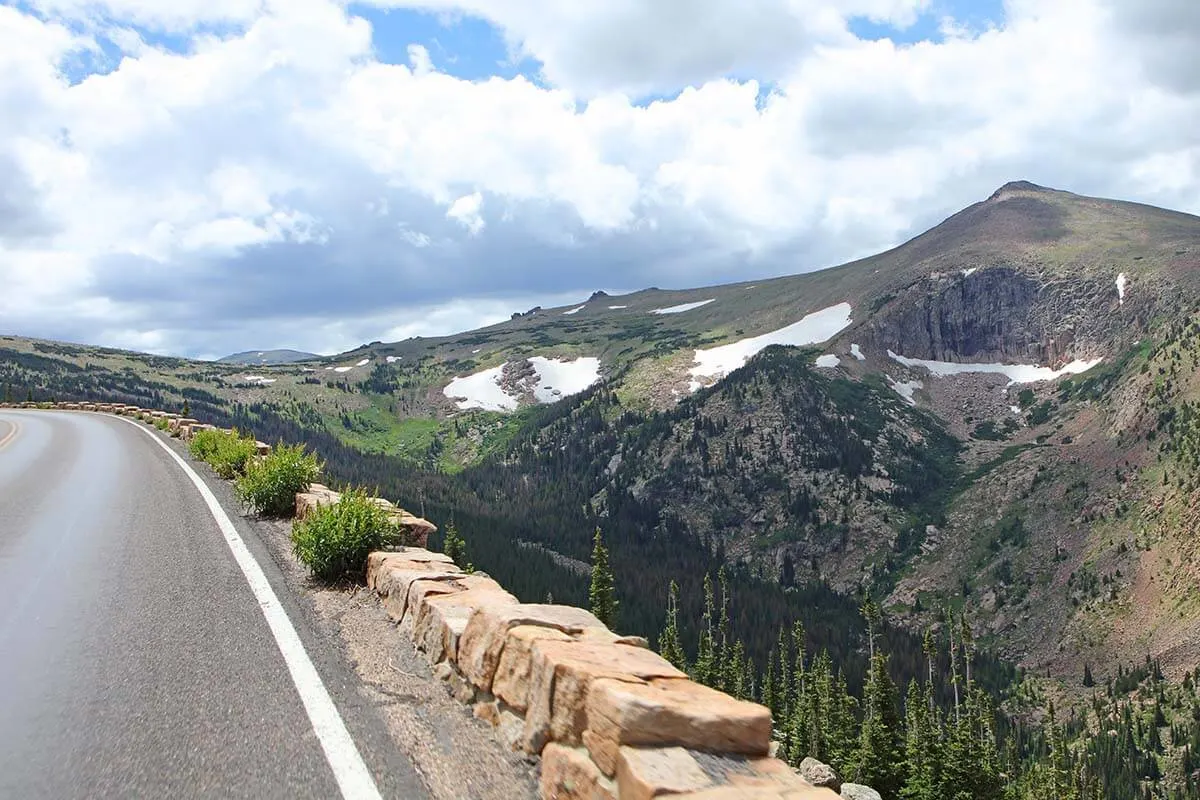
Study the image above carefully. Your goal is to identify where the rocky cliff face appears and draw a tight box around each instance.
[864,266,1159,365]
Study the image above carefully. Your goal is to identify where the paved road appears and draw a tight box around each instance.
[0,410,427,799]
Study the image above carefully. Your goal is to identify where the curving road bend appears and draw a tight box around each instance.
[0,410,427,799]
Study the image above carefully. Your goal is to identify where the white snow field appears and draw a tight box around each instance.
[850,344,865,361]
[608,305,628,310]
[563,306,585,315]
[962,267,979,277]
[443,357,602,412]
[386,356,401,363]
[689,303,854,386]
[333,366,353,373]
[241,375,276,385]
[651,299,715,315]
[528,357,602,402]
[355,358,370,367]
[815,354,841,368]
[888,376,923,405]
[443,366,515,412]
[1116,273,1127,305]
[887,350,1102,385]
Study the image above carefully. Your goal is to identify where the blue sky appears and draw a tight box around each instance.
[349,3,542,82]
[849,0,1006,43]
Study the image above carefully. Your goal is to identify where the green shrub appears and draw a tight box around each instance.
[235,442,322,517]
[190,428,258,479]
[154,418,170,432]
[291,488,404,582]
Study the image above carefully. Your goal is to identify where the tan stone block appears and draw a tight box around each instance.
[581,730,619,779]
[407,573,504,622]
[493,625,573,712]
[540,744,616,800]
[375,568,463,622]
[365,548,457,589]
[458,603,609,692]
[294,487,341,520]
[522,640,685,755]
[390,509,437,548]
[412,580,518,664]
[582,678,771,773]
[616,746,713,800]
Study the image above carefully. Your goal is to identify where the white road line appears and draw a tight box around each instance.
[116,417,383,800]
[0,418,19,451]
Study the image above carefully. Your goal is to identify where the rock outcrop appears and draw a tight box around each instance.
[798,758,840,790]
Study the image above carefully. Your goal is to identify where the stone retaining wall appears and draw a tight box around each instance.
[365,548,840,800]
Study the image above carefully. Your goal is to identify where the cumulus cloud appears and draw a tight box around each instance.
[0,0,1197,357]
[446,191,485,234]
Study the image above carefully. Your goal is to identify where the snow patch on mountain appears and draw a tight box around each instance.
[815,354,840,368]
[1116,272,1127,305]
[689,302,853,387]
[887,350,1102,385]
[528,357,601,402]
[443,357,601,412]
[563,306,585,315]
[652,299,715,315]
[888,376,922,405]
[850,344,865,361]
[444,366,515,411]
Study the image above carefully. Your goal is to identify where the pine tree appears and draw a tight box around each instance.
[727,640,749,700]
[588,528,618,628]
[1083,663,1095,688]
[715,567,731,690]
[762,650,777,716]
[691,573,716,687]
[182,397,190,416]
[900,680,939,800]
[657,580,687,671]
[2,383,11,404]
[1045,702,1076,800]
[827,667,859,776]
[855,651,904,797]
[25,388,33,403]
[441,520,466,565]
[773,627,790,725]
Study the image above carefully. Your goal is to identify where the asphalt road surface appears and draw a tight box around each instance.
[0,410,428,799]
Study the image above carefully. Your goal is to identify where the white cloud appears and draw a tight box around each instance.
[0,0,1197,357]
[367,0,934,97]
[446,191,485,234]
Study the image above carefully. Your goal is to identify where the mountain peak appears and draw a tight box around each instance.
[989,180,1050,199]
